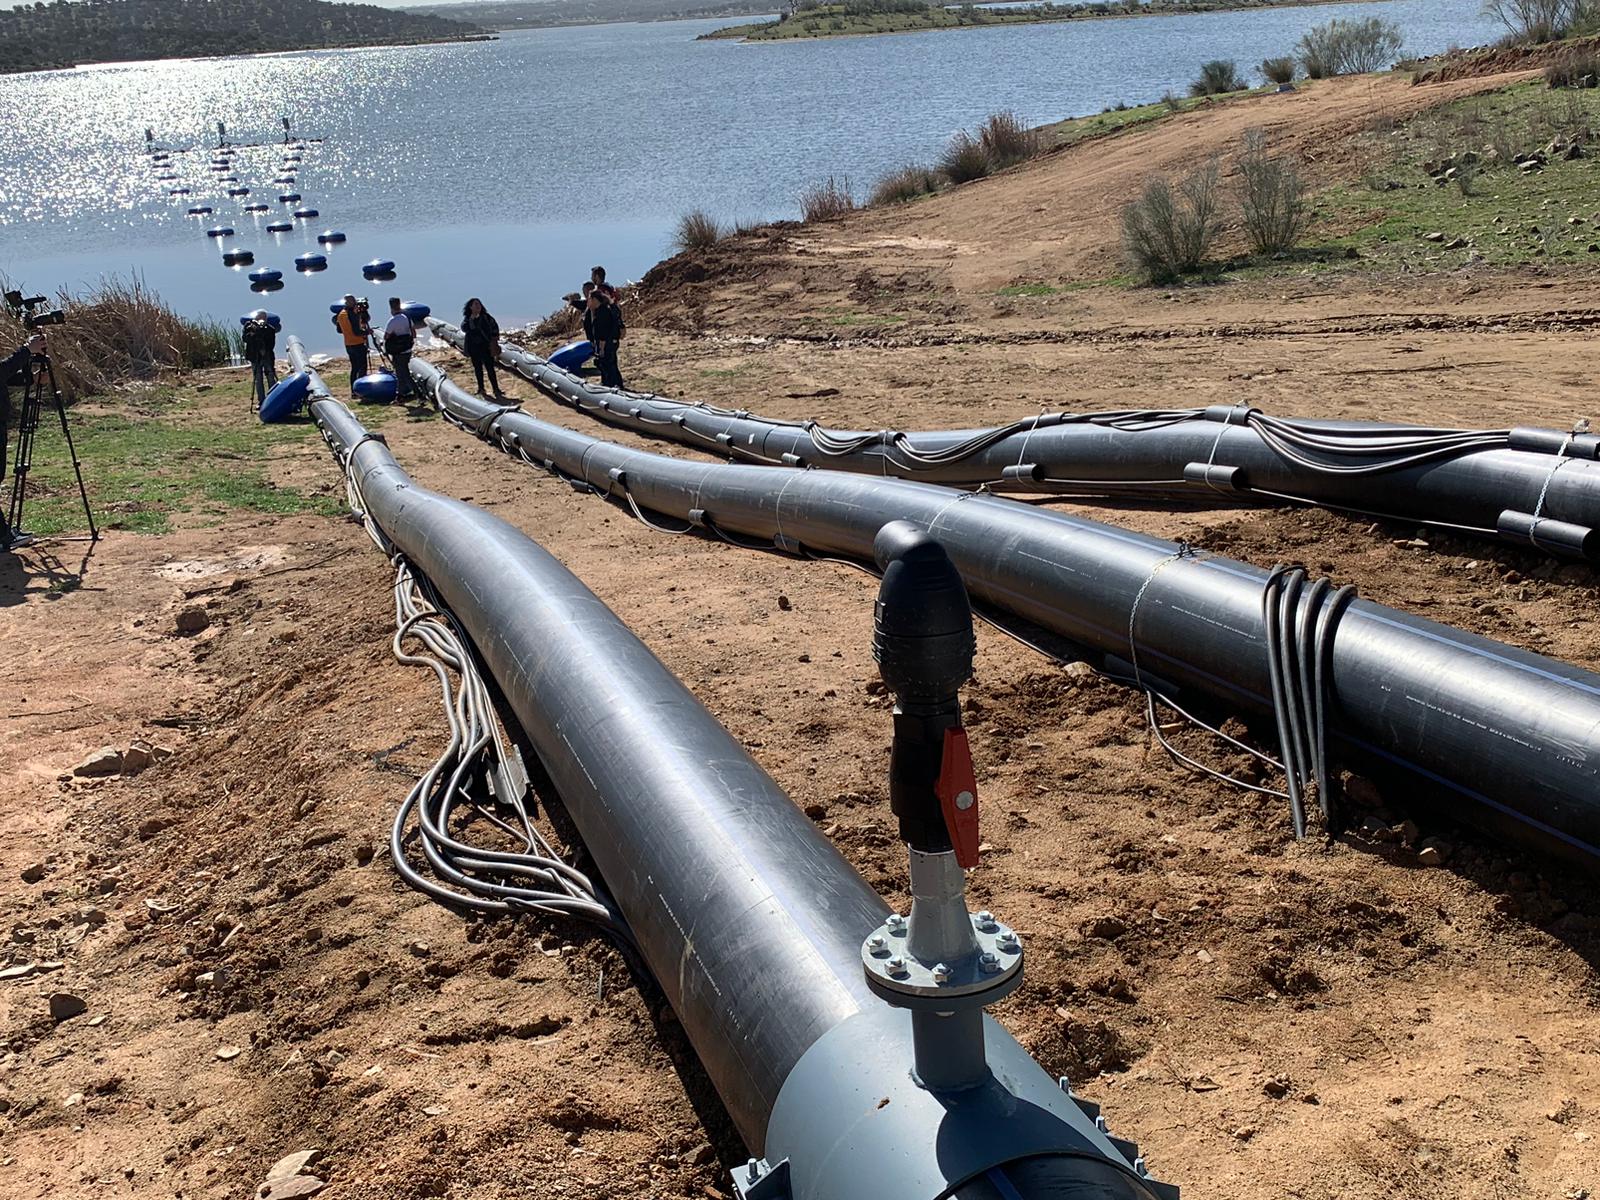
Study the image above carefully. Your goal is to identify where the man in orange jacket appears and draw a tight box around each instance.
[331,294,370,396]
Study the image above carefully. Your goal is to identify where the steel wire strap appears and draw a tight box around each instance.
[335,427,631,940]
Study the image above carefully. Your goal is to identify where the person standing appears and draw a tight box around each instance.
[383,297,416,399]
[589,290,626,390]
[0,333,43,547]
[241,311,278,412]
[461,298,505,399]
[333,295,370,397]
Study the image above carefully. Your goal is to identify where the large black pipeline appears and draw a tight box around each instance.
[287,338,1172,1200]
[429,319,1600,561]
[398,348,1600,865]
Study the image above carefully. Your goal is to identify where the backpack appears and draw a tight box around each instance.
[243,319,274,361]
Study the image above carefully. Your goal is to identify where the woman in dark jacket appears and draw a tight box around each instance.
[461,297,505,398]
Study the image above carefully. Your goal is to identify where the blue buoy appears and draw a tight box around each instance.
[227,187,250,196]
[260,372,310,423]
[295,252,328,271]
[240,310,282,331]
[329,302,345,314]
[400,301,431,323]
[549,339,594,371]
[169,187,190,196]
[363,259,396,274]
[156,173,177,181]
[219,175,239,183]
[316,230,346,245]
[187,205,213,215]
[278,193,301,203]
[205,226,234,238]
[352,371,398,402]
[222,249,255,266]
[248,268,283,284]
[244,203,269,213]
[266,221,292,233]
[274,175,296,184]
[292,208,319,219]
[250,279,285,294]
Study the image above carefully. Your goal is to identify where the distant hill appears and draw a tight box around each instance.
[401,0,770,30]
[0,0,487,74]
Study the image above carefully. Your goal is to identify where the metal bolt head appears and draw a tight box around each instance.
[974,910,995,924]
[931,962,951,985]
[885,956,908,977]
[979,951,1001,974]
[998,929,1020,949]
[866,933,887,954]
[885,913,907,932]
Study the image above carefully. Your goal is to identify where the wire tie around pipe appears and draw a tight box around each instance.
[1528,433,1575,551]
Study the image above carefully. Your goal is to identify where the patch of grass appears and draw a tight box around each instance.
[14,379,341,537]
[994,279,1112,296]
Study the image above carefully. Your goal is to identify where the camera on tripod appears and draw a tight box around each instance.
[3,290,65,330]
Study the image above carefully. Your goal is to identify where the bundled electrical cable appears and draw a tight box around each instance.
[312,352,631,941]
[430,318,1600,561]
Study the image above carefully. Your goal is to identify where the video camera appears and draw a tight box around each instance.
[3,290,65,330]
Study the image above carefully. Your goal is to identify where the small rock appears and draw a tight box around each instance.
[175,607,210,635]
[48,992,88,1022]
[1418,838,1451,866]
[79,907,107,927]
[1444,238,1468,251]
[1393,819,1421,846]
[353,842,375,866]
[1233,1125,1257,1141]
[0,963,37,981]
[136,817,168,840]
[1065,661,1094,679]
[1422,231,1445,243]
[776,595,792,611]
[95,875,119,896]
[687,1142,716,1167]
[121,743,154,775]
[215,1045,242,1060]
[20,863,46,884]
[73,747,124,778]
[1263,1075,1291,1098]
[152,744,176,761]
[263,1148,322,1184]
[62,1091,83,1108]
[422,1104,448,1116]
[1085,915,1128,941]
[1195,949,1214,963]
[409,941,431,957]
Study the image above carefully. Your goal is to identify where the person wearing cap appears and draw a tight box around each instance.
[382,297,416,400]
[332,294,370,397]
[241,311,278,411]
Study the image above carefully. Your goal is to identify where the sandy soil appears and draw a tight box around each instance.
[4,61,1600,1200]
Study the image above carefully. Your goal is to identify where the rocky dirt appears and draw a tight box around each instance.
[4,63,1600,1200]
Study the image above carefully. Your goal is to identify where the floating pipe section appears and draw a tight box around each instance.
[428,319,1600,561]
[287,337,1172,1200]
[397,349,1600,864]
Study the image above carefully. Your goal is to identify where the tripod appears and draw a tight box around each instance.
[4,353,97,549]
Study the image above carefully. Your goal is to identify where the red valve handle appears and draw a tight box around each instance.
[936,727,980,868]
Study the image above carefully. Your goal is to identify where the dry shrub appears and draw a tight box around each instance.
[1545,48,1600,86]
[0,273,232,399]
[1235,130,1310,254]
[1191,59,1245,96]
[1486,0,1597,43]
[530,301,582,340]
[1297,17,1403,78]
[978,110,1039,168]
[870,163,941,205]
[1121,161,1221,283]
[799,175,856,222]
[940,131,991,184]
[672,209,724,253]
[1260,55,1296,84]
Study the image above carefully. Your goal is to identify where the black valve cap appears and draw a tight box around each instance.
[872,521,975,706]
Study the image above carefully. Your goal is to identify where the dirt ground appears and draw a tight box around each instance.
[4,62,1600,1200]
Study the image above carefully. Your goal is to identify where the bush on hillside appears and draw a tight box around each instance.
[672,209,724,253]
[1545,47,1600,86]
[0,274,232,399]
[1121,161,1221,283]
[1297,18,1403,78]
[1260,55,1297,84]
[1484,0,1598,43]
[940,131,992,183]
[978,110,1039,168]
[870,163,942,205]
[799,175,856,221]
[1190,58,1245,96]
[1235,130,1310,254]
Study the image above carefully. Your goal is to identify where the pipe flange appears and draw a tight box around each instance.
[861,913,1023,1002]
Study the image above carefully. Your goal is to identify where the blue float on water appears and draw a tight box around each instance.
[228,187,250,196]
[248,267,283,284]
[295,252,328,271]
[316,230,346,245]
[244,203,269,213]
[205,226,234,238]
[169,187,190,196]
[352,371,398,402]
[293,208,319,219]
[222,249,255,266]
[186,205,212,215]
[400,301,431,323]
[549,339,594,371]
[260,372,310,423]
[266,221,292,233]
[278,193,301,203]
[240,310,282,331]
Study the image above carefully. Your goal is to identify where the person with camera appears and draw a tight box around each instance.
[332,295,371,398]
[241,312,278,412]
[382,297,416,401]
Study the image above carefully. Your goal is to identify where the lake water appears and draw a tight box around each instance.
[0,0,1499,351]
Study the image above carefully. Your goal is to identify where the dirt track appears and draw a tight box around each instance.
[4,62,1600,1200]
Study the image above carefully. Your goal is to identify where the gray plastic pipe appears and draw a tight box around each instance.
[395,348,1600,865]
[429,319,1600,561]
[287,338,1172,1200]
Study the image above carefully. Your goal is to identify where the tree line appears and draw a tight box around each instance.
[0,0,484,74]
